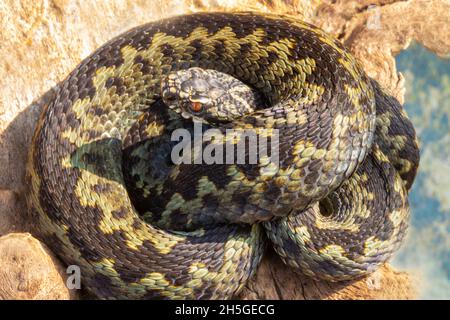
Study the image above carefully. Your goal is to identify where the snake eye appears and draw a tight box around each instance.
[190,102,203,113]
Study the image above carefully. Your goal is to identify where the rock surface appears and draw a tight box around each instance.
[0,189,24,236]
[315,0,450,103]
[0,233,76,300]
[0,0,448,300]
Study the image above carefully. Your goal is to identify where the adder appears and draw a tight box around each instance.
[26,12,420,299]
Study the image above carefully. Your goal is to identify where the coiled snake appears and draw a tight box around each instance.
[26,12,420,299]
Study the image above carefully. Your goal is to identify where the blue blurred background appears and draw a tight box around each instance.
[392,43,450,299]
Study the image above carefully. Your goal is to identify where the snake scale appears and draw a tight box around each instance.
[26,12,420,299]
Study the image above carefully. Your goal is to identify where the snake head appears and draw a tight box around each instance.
[161,67,226,122]
[161,67,257,123]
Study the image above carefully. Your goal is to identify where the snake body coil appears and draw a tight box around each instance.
[26,12,419,299]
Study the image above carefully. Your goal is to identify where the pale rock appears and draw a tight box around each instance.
[0,233,77,300]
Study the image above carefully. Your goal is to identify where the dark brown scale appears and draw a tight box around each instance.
[105,77,126,95]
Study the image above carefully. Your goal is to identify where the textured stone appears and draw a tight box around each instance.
[312,0,450,103]
[0,189,25,236]
[0,233,77,300]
